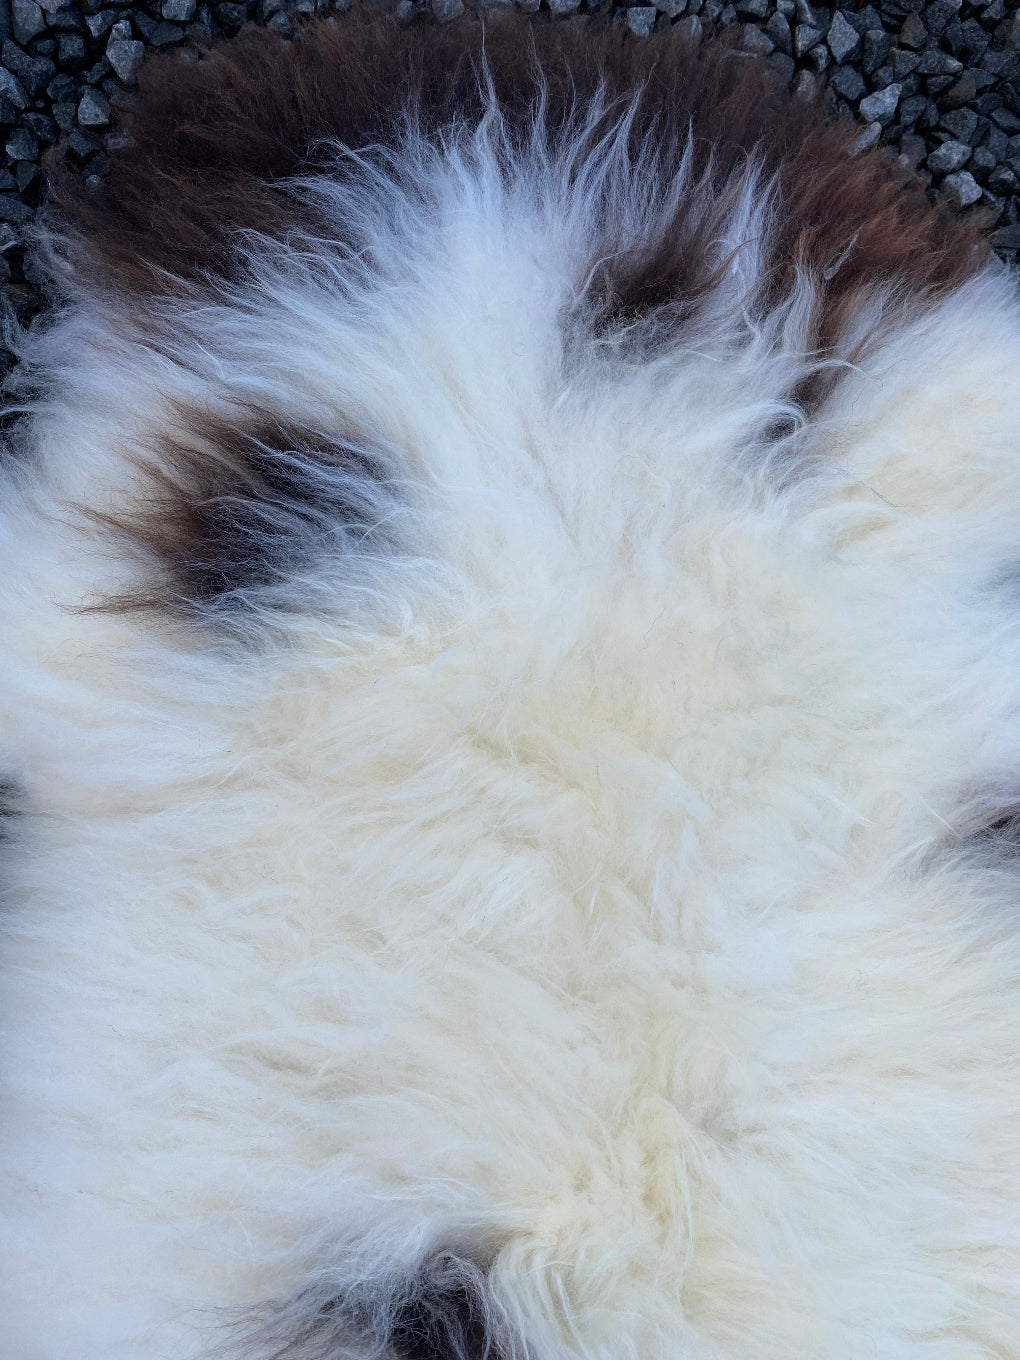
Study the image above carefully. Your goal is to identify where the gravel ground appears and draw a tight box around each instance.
[0,0,1015,353]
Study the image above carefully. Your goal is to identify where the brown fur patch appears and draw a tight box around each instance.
[49,10,984,358]
[86,406,395,616]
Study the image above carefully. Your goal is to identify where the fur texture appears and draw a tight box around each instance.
[3,12,1020,1360]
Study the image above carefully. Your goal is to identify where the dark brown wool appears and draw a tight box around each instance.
[51,10,984,343]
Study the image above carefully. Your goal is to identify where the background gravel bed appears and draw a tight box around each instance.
[0,0,1015,364]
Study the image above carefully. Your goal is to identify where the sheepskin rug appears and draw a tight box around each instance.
[2,12,1020,1359]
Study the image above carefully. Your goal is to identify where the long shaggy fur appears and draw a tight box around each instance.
[3,11,1020,1360]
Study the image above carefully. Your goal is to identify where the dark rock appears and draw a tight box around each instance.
[764,10,791,53]
[859,80,901,122]
[84,7,117,38]
[826,9,859,62]
[11,0,43,46]
[76,85,108,126]
[993,224,1020,251]
[83,57,110,84]
[768,50,795,79]
[741,22,773,53]
[149,19,183,42]
[19,109,53,141]
[991,107,1020,135]
[161,0,194,15]
[916,48,962,77]
[2,41,52,97]
[897,92,929,124]
[941,168,981,207]
[626,5,655,33]
[105,36,143,81]
[64,126,97,160]
[131,9,156,37]
[847,120,881,153]
[791,66,818,100]
[213,1,246,24]
[55,32,87,68]
[974,93,1005,118]
[734,0,767,15]
[862,28,889,74]
[897,10,925,47]
[46,6,84,30]
[938,106,977,142]
[938,71,978,112]
[27,33,52,52]
[828,62,865,101]
[264,9,294,33]
[4,123,35,158]
[924,0,956,37]
[804,40,830,70]
[871,65,895,88]
[845,4,882,34]
[989,167,1019,196]
[0,96,18,125]
[968,145,996,184]
[896,130,927,167]
[45,71,74,100]
[13,157,38,198]
[50,97,74,129]
[889,46,920,78]
[673,13,701,41]
[926,138,970,173]
[0,192,31,223]
[1,59,33,103]
[958,16,988,57]
[982,125,1009,161]
[793,21,821,54]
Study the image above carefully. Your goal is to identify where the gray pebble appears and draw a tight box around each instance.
[897,132,928,168]
[826,11,860,64]
[803,41,830,71]
[847,120,881,154]
[765,10,792,53]
[51,98,75,131]
[793,22,821,55]
[11,0,43,47]
[77,85,109,128]
[791,67,819,101]
[926,138,971,174]
[916,48,963,77]
[4,125,35,159]
[0,195,32,223]
[85,10,118,41]
[105,36,144,83]
[742,22,773,54]
[941,169,982,208]
[859,80,901,123]
[162,0,196,17]
[827,63,864,102]
[656,0,688,17]
[673,13,702,41]
[897,11,926,48]
[626,6,656,36]
[0,68,28,111]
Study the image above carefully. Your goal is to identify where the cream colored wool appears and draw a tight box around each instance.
[2,60,1020,1360]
